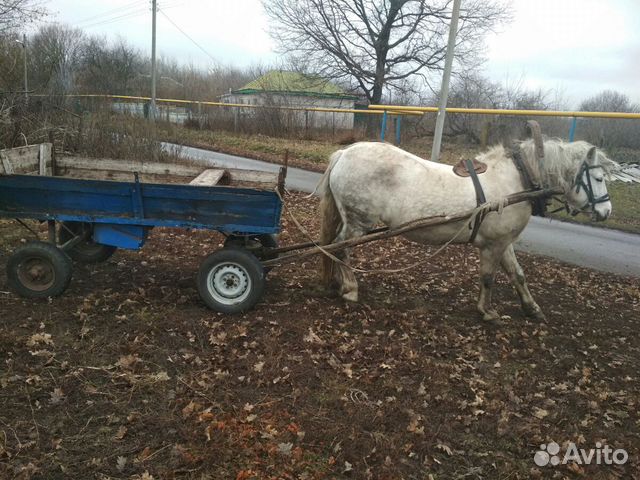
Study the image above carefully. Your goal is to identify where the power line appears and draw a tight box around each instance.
[75,0,147,26]
[157,8,218,65]
[81,8,150,29]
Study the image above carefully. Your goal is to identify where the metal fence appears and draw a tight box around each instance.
[35,94,640,148]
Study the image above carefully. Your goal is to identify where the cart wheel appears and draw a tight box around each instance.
[7,241,73,299]
[59,222,117,264]
[197,248,265,314]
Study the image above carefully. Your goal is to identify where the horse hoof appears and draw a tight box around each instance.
[342,291,358,303]
[482,310,500,322]
[527,310,546,321]
[523,305,546,321]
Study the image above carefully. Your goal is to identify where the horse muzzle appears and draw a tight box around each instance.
[592,208,611,222]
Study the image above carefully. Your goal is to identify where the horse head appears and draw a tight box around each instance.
[564,146,612,221]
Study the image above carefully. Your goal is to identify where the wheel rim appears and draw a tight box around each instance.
[206,262,252,306]
[17,257,56,292]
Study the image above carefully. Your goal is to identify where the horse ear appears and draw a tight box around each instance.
[587,146,597,162]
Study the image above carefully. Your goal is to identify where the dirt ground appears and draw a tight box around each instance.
[0,194,639,480]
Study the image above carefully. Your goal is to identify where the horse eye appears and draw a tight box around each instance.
[595,177,604,183]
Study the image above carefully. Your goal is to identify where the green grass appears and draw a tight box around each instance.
[158,125,338,165]
[156,122,478,167]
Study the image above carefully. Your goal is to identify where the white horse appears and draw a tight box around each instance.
[317,138,617,321]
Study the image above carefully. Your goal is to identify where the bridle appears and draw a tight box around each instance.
[571,161,610,214]
[511,147,610,218]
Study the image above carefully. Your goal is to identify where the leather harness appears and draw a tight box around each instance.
[463,143,550,243]
[510,144,549,217]
[464,158,488,243]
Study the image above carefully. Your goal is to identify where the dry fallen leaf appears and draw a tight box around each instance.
[117,354,138,370]
[49,388,65,405]
[27,333,54,347]
[533,407,549,420]
[116,455,127,472]
[114,425,127,440]
[278,442,293,456]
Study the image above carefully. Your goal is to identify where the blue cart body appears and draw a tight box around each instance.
[0,174,283,249]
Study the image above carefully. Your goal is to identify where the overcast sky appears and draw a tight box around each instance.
[45,0,640,108]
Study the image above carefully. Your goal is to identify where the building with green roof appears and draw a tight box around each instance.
[222,70,358,130]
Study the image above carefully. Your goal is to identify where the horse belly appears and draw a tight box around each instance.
[402,220,472,245]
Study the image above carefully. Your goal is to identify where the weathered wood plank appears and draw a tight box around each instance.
[0,144,52,174]
[57,156,202,177]
[227,169,279,187]
[58,156,280,189]
[189,168,227,186]
[39,144,46,175]
[60,169,197,184]
[0,151,13,174]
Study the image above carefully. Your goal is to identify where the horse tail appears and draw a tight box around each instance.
[318,150,343,287]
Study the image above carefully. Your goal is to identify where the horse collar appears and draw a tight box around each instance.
[510,145,549,217]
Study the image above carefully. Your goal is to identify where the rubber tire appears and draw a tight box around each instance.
[197,248,265,314]
[59,222,117,264]
[7,241,73,299]
[224,234,278,261]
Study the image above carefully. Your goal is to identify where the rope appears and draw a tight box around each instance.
[277,188,505,275]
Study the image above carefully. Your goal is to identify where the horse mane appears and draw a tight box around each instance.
[517,138,619,190]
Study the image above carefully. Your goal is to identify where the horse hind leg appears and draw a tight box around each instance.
[500,244,545,321]
[332,222,367,303]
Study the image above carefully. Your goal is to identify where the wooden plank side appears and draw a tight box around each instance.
[39,144,46,175]
[189,168,227,186]
[226,168,279,187]
[0,151,13,174]
[41,143,53,175]
[57,156,203,177]
[61,169,197,185]
[0,144,50,174]
[0,174,282,234]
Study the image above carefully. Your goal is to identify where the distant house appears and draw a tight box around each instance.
[222,70,358,130]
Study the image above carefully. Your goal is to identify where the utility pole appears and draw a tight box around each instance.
[150,0,157,122]
[15,34,28,102]
[430,0,461,162]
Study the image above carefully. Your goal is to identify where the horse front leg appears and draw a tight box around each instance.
[500,244,545,321]
[477,244,505,321]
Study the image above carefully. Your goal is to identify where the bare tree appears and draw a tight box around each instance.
[262,0,510,104]
[580,90,638,114]
[28,24,84,96]
[0,0,45,32]
[579,90,640,149]
[79,37,143,95]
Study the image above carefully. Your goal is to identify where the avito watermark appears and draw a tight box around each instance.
[534,441,628,467]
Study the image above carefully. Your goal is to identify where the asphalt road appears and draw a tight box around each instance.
[177,144,640,278]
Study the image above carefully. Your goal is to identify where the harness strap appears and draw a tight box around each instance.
[511,145,548,217]
[465,159,487,243]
